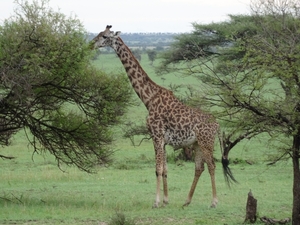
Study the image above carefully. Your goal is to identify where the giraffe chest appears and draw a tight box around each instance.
[164,127,197,149]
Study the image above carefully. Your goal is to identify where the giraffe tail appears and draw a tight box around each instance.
[221,156,238,186]
[218,129,238,186]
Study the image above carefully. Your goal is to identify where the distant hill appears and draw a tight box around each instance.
[88,32,178,49]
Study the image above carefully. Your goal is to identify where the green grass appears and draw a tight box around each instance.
[0,141,293,224]
[0,53,293,225]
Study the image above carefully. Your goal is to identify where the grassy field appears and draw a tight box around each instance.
[0,53,293,225]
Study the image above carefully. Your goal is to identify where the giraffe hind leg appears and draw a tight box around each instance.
[183,145,205,207]
[202,142,218,208]
[206,151,218,208]
[183,142,218,208]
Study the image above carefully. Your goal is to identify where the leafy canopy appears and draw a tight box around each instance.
[160,3,300,154]
[0,0,133,172]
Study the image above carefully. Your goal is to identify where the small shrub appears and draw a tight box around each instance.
[232,158,245,164]
[108,212,136,225]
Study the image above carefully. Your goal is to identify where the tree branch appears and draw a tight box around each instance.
[0,154,15,160]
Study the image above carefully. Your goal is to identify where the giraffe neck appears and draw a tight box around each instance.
[111,37,163,108]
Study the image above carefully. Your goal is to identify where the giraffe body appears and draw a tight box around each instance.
[92,26,219,208]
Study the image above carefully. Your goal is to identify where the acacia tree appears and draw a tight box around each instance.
[159,0,300,223]
[0,0,133,172]
[146,49,157,65]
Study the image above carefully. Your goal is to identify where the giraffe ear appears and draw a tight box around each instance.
[115,31,121,37]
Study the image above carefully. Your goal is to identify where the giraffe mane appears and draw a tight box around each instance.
[116,37,162,89]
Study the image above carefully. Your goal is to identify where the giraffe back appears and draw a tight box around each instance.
[147,89,219,149]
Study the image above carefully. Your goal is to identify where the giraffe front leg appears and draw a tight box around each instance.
[153,161,169,208]
[162,158,168,206]
[153,150,165,208]
[153,170,162,208]
[152,136,168,208]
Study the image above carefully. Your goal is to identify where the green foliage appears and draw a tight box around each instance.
[159,14,260,74]
[0,0,133,171]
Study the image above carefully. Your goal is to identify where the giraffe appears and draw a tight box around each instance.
[91,25,222,208]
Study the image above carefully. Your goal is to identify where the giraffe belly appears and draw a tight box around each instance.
[164,129,197,149]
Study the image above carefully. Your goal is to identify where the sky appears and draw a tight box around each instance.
[0,0,250,33]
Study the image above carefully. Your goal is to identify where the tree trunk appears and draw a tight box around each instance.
[244,190,257,223]
[182,146,193,161]
[292,135,300,224]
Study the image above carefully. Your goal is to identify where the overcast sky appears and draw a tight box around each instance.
[0,0,250,33]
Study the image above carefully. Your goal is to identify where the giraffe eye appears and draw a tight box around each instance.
[103,36,108,39]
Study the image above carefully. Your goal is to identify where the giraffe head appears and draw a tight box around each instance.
[91,25,121,49]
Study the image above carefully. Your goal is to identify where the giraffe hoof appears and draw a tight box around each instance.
[182,202,190,208]
[210,198,218,208]
[163,200,169,207]
[152,203,159,208]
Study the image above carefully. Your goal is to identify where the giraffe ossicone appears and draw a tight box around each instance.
[92,25,227,208]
